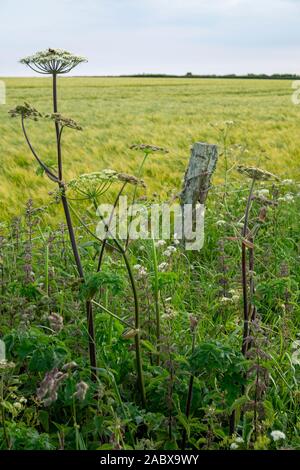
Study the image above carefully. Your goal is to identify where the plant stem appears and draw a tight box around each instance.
[92,299,133,328]
[0,375,9,449]
[94,206,146,406]
[151,236,160,364]
[52,73,62,180]
[117,239,146,408]
[45,242,49,296]
[241,177,256,356]
[97,182,127,272]
[231,177,256,435]
[51,73,97,381]
[125,152,148,250]
[181,329,196,450]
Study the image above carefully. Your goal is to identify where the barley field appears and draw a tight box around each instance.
[0,77,299,218]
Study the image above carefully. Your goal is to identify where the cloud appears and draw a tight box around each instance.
[0,0,299,75]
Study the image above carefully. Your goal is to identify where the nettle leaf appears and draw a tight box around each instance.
[4,328,69,371]
[20,283,42,301]
[189,340,247,400]
[35,161,56,177]
[190,341,228,373]
[156,272,179,290]
[81,270,124,300]
[28,345,68,372]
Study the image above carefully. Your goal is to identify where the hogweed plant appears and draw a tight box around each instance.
[229,165,279,434]
[66,169,147,406]
[9,49,155,406]
[10,49,98,381]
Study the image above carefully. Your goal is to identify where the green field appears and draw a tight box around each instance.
[0,77,299,218]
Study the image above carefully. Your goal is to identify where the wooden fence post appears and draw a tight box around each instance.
[180,142,218,250]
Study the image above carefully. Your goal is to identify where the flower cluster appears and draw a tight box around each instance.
[255,189,270,197]
[130,144,169,154]
[0,359,15,370]
[278,193,294,203]
[209,120,236,133]
[117,173,146,187]
[158,262,168,272]
[9,102,43,121]
[48,312,64,333]
[62,361,78,371]
[236,165,279,181]
[67,170,145,200]
[20,48,87,75]
[270,430,286,442]
[291,338,300,365]
[67,170,119,199]
[13,396,27,412]
[36,368,67,406]
[163,245,177,257]
[230,436,244,450]
[220,288,240,304]
[73,381,89,401]
[133,264,148,279]
[155,240,166,248]
[47,113,83,131]
[9,104,82,132]
[161,304,176,320]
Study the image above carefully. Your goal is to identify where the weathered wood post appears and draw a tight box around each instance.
[180,142,218,250]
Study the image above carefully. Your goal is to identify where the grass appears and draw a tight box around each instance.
[0,77,300,218]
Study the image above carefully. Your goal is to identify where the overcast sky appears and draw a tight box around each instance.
[1,0,300,76]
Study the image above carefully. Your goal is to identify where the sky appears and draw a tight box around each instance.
[1,0,300,76]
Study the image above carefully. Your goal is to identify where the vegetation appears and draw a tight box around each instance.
[0,53,300,451]
[1,175,299,450]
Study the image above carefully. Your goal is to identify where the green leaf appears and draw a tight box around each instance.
[81,270,124,300]
[38,410,49,433]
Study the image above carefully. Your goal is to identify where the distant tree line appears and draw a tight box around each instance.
[118,73,300,80]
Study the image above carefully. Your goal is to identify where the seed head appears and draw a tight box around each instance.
[46,113,83,131]
[9,102,43,120]
[236,165,279,181]
[130,144,169,154]
[73,381,89,401]
[48,313,64,333]
[117,173,146,187]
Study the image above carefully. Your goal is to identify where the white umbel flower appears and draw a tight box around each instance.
[230,443,239,450]
[155,240,166,248]
[270,430,286,441]
[158,262,168,272]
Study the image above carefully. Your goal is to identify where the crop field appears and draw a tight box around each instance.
[0,77,300,218]
[0,73,300,452]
